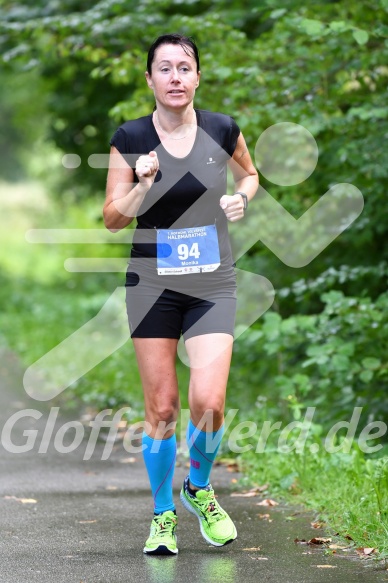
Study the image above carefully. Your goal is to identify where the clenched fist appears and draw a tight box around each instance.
[219,194,245,222]
[135,151,159,188]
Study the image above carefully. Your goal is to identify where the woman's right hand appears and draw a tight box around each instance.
[135,151,159,189]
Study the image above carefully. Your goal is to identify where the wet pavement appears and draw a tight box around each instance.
[1,350,387,583]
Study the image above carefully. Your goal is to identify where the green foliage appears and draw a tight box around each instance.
[239,428,388,556]
[231,388,388,554]
[1,0,387,254]
[232,288,388,430]
[0,270,140,408]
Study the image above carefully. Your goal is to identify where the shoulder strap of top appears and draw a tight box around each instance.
[110,115,159,155]
[196,109,240,157]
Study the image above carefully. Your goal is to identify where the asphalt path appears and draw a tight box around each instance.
[1,350,387,583]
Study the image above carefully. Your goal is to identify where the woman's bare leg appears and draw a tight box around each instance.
[132,337,180,439]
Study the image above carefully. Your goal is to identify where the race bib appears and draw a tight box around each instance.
[156,225,220,275]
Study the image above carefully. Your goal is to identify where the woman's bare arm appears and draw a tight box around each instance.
[103,146,158,232]
[220,132,259,222]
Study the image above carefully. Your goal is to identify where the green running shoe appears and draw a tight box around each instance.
[180,476,237,547]
[143,510,178,555]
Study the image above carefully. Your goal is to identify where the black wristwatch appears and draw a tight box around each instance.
[235,191,248,210]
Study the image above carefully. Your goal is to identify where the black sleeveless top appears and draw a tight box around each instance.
[110,109,240,288]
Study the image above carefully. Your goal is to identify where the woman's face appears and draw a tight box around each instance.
[145,43,200,111]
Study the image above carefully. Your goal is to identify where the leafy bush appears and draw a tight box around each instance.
[232,288,388,433]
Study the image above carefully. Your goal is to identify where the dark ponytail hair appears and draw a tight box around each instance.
[146,33,200,75]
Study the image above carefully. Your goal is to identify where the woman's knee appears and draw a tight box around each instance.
[189,396,225,428]
[145,395,180,426]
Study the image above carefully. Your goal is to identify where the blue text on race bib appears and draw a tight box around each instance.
[156,225,220,275]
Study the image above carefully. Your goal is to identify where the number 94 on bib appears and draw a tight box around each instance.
[156,225,221,275]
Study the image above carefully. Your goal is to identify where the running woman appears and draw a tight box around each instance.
[104,33,258,555]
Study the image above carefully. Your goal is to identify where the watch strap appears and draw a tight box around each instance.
[235,191,248,210]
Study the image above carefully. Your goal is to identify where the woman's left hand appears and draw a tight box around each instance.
[219,194,245,222]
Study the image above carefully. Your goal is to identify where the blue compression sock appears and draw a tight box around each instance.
[186,419,225,488]
[142,432,176,513]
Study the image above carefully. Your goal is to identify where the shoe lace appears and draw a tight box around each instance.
[197,491,226,524]
[152,514,177,538]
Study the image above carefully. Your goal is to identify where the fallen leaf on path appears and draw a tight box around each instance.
[316,565,337,569]
[356,547,376,556]
[78,520,98,524]
[243,547,261,551]
[4,496,37,504]
[215,457,239,471]
[256,498,278,506]
[329,544,348,550]
[255,484,269,492]
[295,537,331,546]
[311,521,325,529]
[231,485,269,497]
[309,537,332,545]
[231,490,257,498]
[105,486,118,490]
[230,491,257,498]
[119,457,137,464]
[257,513,271,520]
